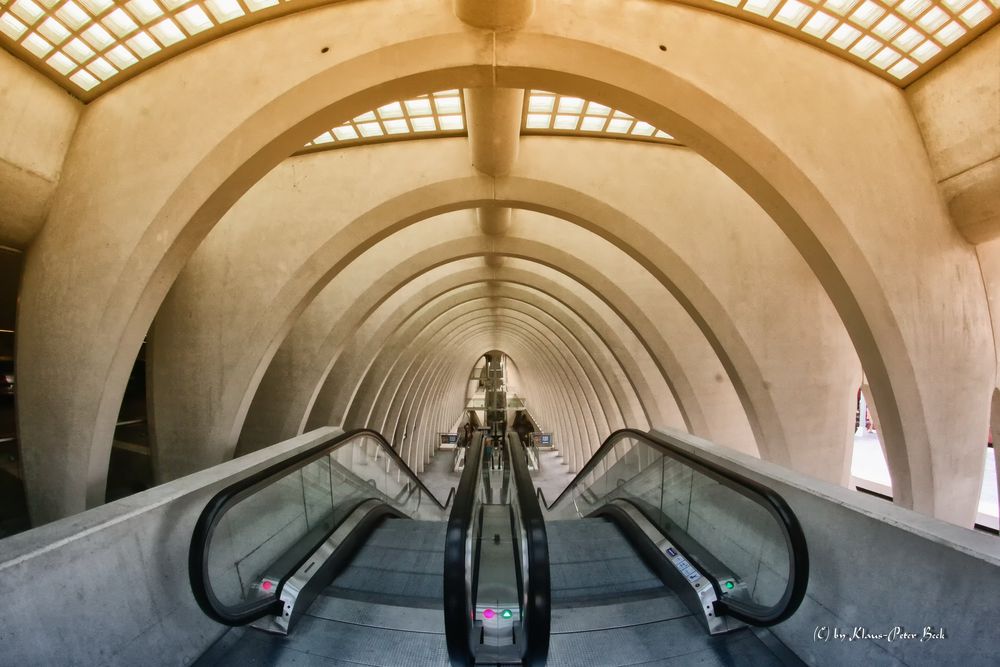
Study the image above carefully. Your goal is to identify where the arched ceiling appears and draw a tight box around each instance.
[0,0,995,100]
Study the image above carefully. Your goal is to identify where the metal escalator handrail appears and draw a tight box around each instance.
[506,432,551,667]
[443,432,485,666]
[189,428,454,626]
[537,428,809,627]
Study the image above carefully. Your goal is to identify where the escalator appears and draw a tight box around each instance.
[187,425,807,666]
[528,428,809,666]
[188,427,549,667]
[189,429,461,666]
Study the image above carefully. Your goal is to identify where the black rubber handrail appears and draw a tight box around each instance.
[506,432,550,667]
[443,431,485,666]
[537,428,808,627]
[189,428,454,626]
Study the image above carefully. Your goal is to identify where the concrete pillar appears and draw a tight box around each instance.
[464,88,524,177]
[453,0,534,31]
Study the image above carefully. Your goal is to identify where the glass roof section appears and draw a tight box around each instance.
[299,90,466,152]
[521,91,677,145]
[0,0,994,101]
[297,90,678,154]
[689,0,999,81]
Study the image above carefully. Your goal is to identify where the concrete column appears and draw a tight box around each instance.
[464,88,524,177]
[453,0,534,30]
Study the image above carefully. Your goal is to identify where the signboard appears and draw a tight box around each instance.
[532,432,554,447]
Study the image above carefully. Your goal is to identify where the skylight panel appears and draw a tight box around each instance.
[383,118,409,134]
[126,30,160,57]
[357,122,383,138]
[528,94,555,113]
[57,1,90,30]
[897,0,931,18]
[850,0,886,27]
[825,0,861,16]
[411,116,436,131]
[11,0,45,26]
[46,50,75,74]
[377,102,404,119]
[300,90,468,153]
[606,118,632,133]
[38,17,69,44]
[917,6,949,30]
[870,45,902,67]
[744,0,782,17]
[438,114,463,130]
[521,91,678,146]
[525,114,550,129]
[63,36,95,62]
[894,26,925,50]
[873,14,907,38]
[103,8,138,38]
[850,34,883,57]
[0,13,27,40]
[631,121,656,137]
[803,10,839,36]
[556,97,585,114]
[775,0,812,27]
[245,0,279,10]
[961,1,991,24]
[205,0,245,23]
[22,31,54,57]
[405,98,433,116]
[434,96,462,114]
[176,6,212,35]
[149,18,185,46]
[910,39,942,60]
[888,57,919,78]
[0,0,994,97]
[80,0,114,12]
[82,23,115,50]
[105,44,137,68]
[935,19,967,42]
[828,22,863,48]
[553,114,579,129]
[585,101,611,116]
[88,56,117,79]
[69,68,99,90]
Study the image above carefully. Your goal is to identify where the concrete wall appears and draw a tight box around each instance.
[907,26,1000,245]
[653,427,1000,667]
[0,427,345,666]
[0,49,80,248]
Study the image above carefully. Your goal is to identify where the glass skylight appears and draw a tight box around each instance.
[703,0,998,80]
[301,90,466,151]
[0,0,293,97]
[0,0,994,100]
[521,91,677,145]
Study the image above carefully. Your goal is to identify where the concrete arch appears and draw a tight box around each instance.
[151,170,837,490]
[232,233,745,456]
[15,0,987,524]
[237,272,663,454]
[381,319,602,471]
[348,305,612,464]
